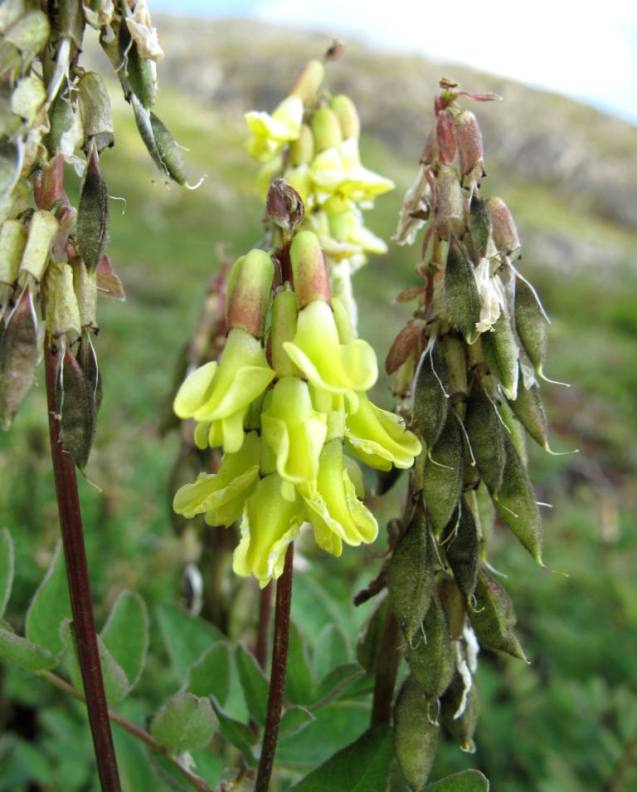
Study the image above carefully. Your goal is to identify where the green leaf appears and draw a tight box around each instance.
[0,528,14,619]
[101,591,149,690]
[313,623,350,681]
[157,603,223,682]
[0,627,58,672]
[290,725,393,791]
[280,705,315,738]
[211,699,257,761]
[235,644,269,725]
[312,663,365,708]
[426,770,490,791]
[286,621,314,705]
[151,693,217,753]
[185,642,231,705]
[25,542,71,655]
[60,619,129,705]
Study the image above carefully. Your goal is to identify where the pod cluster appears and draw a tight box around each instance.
[244,58,394,322]
[0,0,182,460]
[172,226,421,588]
[378,81,560,788]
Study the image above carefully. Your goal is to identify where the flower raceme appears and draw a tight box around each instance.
[173,229,421,586]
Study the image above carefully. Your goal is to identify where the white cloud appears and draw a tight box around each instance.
[254,0,637,122]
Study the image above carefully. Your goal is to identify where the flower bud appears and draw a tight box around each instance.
[311,105,342,152]
[421,128,438,165]
[73,259,98,330]
[514,278,547,376]
[270,288,299,378]
[385,320,423,376]
[436,110,456,164]
[289,123,314,166]
[0,289,38,428]
[411,344,449,452]
[78,71,114,152]
[226,249,274,338]
[290,59,325,103]
[394,675,439,791]
[19,209,59,282]
[331,95,360,140]
[486,196,520,255]
[407,591,454,699]
[455,110,483,178]
[289,230,330,307]
[422,412,464,535]
[445,237,481,345]
[76,149,109,272]
[469,569,527,660]
[464,381,505,495]
[509,376,549,451]
[44,260,82,345]
[481,312,519,400]
[266,177,304,233]
[0,220,27,286]
[444,500,480,601]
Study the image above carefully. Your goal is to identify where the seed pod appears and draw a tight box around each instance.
[444,499,479,601]
[481,312,519,400]
[311,106,342,152]
[385,320,423,376]
[486,196,520,256]
[356,595,388,673]
[150,113,188,185]
[394,675,439,791]
[331,95,360,140]
[411,343,449,452]
[0,219,27,286]
[78,71,114,152]
[441,671,479,753]
[435,165,464,239]
[131,95,163,170]
[0,289,38,429]
[494,434,543,564]
[474,482,494,561]
[509,374,549,450]
[76,149,108,272]
[455,110,484,178]
[445,237,480,345]
[514,278,548,376]
[44,260,81,344]
[464,381,505,494]
[290,59,325,103]
[95,253,125,301]
[436,110,456,164]
[407,591,454,699]
[388,510,435,643]
[497,397,527,464]
[440,333,467,402]
[289,124,314,166]
[78,332,102,416]
[422,413,463,535]
[438,577,465,640]
[469,194,492,259]
[19,210,59,282]
[58,346,96,470]
[289,230,330,307]
[73,259,98,330]
[4,10,50,64]
[127,42,157,109]
[469,568,526,660]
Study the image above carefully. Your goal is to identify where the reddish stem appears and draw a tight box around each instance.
[255,582,273,670]
[45,345,122,792]
[255,545,294,792]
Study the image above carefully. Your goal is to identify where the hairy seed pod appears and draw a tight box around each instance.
[469,569,526,660]
[438,577,465,640]
[481,312,519,400]
[411,343,449,451]
[509,375,549,450]
[19,210,59,283]
[290,59,325,103]
[444,499,479,601]
[331,95,360,139]
[436,110,456,164]
[407,592,454,699]
[440,333,467,403]
[127,42,157,109]
[465,381,505,494]
[78,332,103,417]
[388,510,435,643]
[394,675,439,791]
[486,196,520,256]
[58,347,95,470]
[469,194,492,259]
[0,289,38,429]
[356,595,388,673]
[474,482,494,560]
[0,219,27,286]
[77,71,114,152]
[494,435,543,564]
[150,113,188,185]
[445,237,480,345]
[514,278,548,376]
[497,397,527,464]
[441,671,479,753]
[455,110,484,178]
[131,95,163,170]
[76,150,108,272]
[311,106,342,152]
[422,413,463,535]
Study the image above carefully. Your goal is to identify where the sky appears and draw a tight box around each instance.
[150,0,637,124]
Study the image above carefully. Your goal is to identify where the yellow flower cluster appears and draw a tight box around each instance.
[173,231,420,586]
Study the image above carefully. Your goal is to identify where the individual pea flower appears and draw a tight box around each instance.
[245,95,304,162]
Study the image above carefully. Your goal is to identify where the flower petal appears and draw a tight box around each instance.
[173,362,217,419]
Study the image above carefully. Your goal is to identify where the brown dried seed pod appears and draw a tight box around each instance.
[407,591,454,699]
[76,150,108,272]
[469,568,527,660]
[481,311,519,400]
[411,343,449,452]
[441,671,479,753]
[444,498,480,602]
[422,412,464,535]
[465,380,505,494]
[445,237,481,345]
[514,278,548,377]
[0,289,38,429]
[394,675,439,791]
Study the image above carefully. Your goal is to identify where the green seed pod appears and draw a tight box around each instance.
[127,42,157,109]
[270,288,299,378]
[289,123,314,167]
[422,413,463,535]
[494,434,543,564]
[356,595,388,673]
[444,499,479,602]
[72,259,98,330]
[0,289,37,429]
[481,312,519,400]
[5,10,50,64]
[290,59,325,103]
[464,381,505,494]
[150,113,188,185]
[331,95,360,139]
[78,331,102,417]
[0,219,27,286]
[311,105,342,152]
[469,568,526,660]
[514,278,548,377]
[19,210,59,283]
[407,591,454,699]
[44,260,81,344]
[497,397,527,464]
[445,237,480,345]
[469,194,492,259]
[388,510,435,643]
[394,675,439,791]
[76,150,109,272]
[440,333,467,403]
[58,347,95,470]
[509,374,549,450]
[438,577,466,640]
[411,343,449,452]
[473,482,494,561]
[130,95,162,170]
[441,671,479,753]
[78,71,114,152]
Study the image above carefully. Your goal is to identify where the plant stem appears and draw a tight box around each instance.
[44,344,122,792]
[255,582,273,669]
[370,608,401,726]
[255,545,294,792]
[42,671,213,792]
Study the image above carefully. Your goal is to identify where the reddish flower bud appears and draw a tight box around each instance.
[455,110,483,177]
[226,249,274,337]
[266,178,304,234]
[436,110,456,165]
[289,230,330,308]
[486,196,520,255]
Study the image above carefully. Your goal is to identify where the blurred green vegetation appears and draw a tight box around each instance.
[1,79,636,791]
